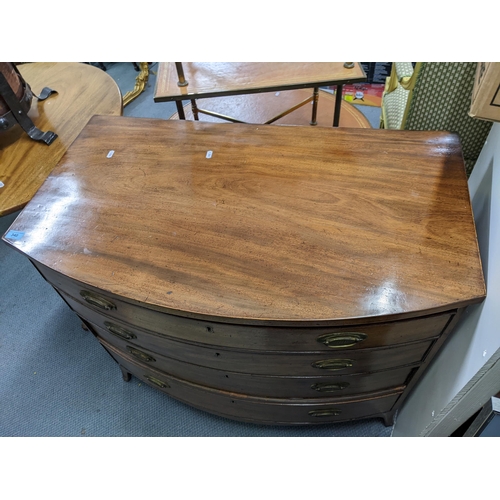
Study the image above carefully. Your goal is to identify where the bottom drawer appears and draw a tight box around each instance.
[101,340,404,425]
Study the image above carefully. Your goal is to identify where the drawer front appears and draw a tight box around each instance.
[87,318,433,376]
[103,341,404,425]
[47,267,453,352]
[93,325,415,397]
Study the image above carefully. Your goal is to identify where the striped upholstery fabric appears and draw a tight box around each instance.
[383,82,409,129]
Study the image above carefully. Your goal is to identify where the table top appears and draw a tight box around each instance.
[154,62,366,102]
[3,115,485,325]
[169,89,371,128]
[0,62,122,217]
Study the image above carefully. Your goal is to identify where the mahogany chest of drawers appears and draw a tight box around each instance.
[3,115,486,426]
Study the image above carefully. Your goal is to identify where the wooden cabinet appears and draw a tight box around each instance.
[40,273,454,424]
[3,116,486,426]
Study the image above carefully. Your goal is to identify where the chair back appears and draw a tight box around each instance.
[405,63,492,174]
[382,62,493,175]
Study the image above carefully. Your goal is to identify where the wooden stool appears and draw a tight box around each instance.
[0,62,123,217]
[168,88,371,128]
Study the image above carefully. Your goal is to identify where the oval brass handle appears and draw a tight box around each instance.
[144,375,169,389]
[104,321,137,341]
[80,290,116,311]
[311,382,350,392]
[316,332,367,348]
[309,409,342,417]
[312,359,353,371]
[126,346,156,363]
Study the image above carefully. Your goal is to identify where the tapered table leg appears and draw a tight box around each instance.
[120,365,131,382]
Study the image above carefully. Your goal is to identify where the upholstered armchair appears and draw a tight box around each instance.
[380,62,493,175]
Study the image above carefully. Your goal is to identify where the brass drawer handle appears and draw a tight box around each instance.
[311,382,350,392]
[309,409,342,417]
[80,290,116,311]
[104,321,137,341]
[145,375,169,389]
[317,332,367,348]
[126,346,156,363]
[312,359,353,371]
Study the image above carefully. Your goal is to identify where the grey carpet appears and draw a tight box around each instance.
[0,64,391,436]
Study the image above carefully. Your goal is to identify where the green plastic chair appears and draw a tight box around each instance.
[381,62,493,176]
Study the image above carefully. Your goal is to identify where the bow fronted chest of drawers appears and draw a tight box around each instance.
[3,115,486,426]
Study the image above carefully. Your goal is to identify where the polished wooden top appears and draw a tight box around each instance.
[154,62,366,101]
[169,89,371,128]
[0,62,122,217]
[3,116,485,324]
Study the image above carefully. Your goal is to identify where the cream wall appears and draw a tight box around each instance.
[393,122,500,437]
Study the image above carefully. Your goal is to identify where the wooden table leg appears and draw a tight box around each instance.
[120,365,132,382]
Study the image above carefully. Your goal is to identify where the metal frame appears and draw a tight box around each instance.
[168,62,360,127]
[0,64,58,145]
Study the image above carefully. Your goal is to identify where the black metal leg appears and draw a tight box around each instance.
[310,87,319,126]
[333,84,343,127]
[175,100,186,120]
[191,99,199,120]
[173,62,189,121]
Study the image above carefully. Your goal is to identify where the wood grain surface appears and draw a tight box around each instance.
[4,115,485,324]
[169,89,371,128]
[0,62,122,216]
[82,317,417,398]
[92,323,434,376]
[154,62,366,101]
[101,338,404,425]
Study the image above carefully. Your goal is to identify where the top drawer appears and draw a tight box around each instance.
[38,263,454,352]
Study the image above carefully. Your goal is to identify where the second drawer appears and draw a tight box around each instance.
[86,319,433,377]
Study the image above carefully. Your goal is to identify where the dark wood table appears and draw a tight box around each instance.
[3,116,485,425]
[0,62,122,217]
[154,62,366,127]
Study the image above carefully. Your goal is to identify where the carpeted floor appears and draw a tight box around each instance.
[0,63,391,437]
